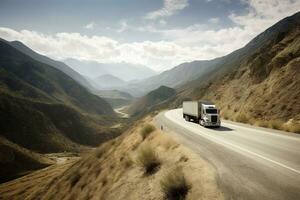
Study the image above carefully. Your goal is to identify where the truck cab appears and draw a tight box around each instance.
[199,104,221,127]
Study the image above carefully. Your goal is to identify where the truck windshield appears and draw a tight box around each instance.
[206,109,218,114]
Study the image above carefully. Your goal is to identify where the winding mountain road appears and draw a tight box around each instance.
[155,109,300,200]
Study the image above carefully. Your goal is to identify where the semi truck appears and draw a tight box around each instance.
[183,100,221,127]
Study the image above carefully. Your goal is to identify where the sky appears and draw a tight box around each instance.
[0,0,299,71]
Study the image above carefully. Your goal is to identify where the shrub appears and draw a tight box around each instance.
[268,120,283,130]
[283,121,300,133]
[256,120,269,128]
[235,113,249,123]
[140,124,156,140]
[136,144,160,174]
[160,167,190,200]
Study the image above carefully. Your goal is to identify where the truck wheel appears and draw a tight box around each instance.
[185,116,190,121]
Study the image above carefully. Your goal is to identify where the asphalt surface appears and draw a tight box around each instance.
[155,108,300,200]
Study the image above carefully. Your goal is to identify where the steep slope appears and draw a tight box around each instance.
[0,136,53,183]
[0,39,118,153]
[0,119,223,200]
[127,86,176,117]
[7,40,93,90]
[178,12,300,132]
[128,59,221,95]
[0,39,114,115]
[64,58,157,81]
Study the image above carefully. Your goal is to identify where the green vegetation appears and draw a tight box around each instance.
[136,144,160,174]
[140,124,156,140]
[160,167,190,200]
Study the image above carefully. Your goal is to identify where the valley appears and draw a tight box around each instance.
[0,4,300,200]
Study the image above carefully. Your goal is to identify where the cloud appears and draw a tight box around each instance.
[117,20,128,33]
[0,27,212,71]
[208,17,220,24]
[0,0,299,71]
[145,0,189,19]
[230,0,300,35]
[84,22,95,29]
[159,19,167,26]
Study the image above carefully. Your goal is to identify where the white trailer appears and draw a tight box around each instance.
[183,100,221,127]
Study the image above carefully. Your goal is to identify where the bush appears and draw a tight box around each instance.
[269,120,283,130]
[235,113,249,123]
[140,124,156,140]
[160,167,190,200]
[136,144,160,174]
[256,120,269,128]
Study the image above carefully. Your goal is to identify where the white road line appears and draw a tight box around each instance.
[165,110,300,175]
[222,121,300,141]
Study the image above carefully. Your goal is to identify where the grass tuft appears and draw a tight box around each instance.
[235,113,249,123]
[268,120,283,130]
[160,167,190,200]
[140,124,156,140]
[136,144,160,174]
[70,172,81,187]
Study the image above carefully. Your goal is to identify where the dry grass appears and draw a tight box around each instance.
[255,120,269,128]
[0,118,223,200]
[135,144,160,174]
[268,120,283,130]
[235,113,250,123]
[160,166,190,200]
[140,124,156,140]
[282,120,300,133]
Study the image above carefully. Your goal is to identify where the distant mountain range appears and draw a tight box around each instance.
[0,39,118,156]
[94,89,134,108]
[64,58,157,82]
[93,74,126,89]
[7,40,93,90]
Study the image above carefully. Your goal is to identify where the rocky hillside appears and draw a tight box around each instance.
[178,12,300,132]
[0,136,53,183]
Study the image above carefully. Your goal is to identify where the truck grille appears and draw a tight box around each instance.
[211,115,218,123]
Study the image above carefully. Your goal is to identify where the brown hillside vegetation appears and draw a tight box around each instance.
[0,118,223,200]
[0,39,121,154]
[0,137,53,183]
[178,12,300,133]
[127,86,176,117]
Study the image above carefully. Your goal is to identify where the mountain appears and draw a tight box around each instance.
[0,136,53,183]
[176,12,300,132]
[94,89,134,108]
[0,39,118,153]
[64,58,157,81]
[127,86,176,117]
[128,59,221,95]
[93,74,126,89]
[7,40,93,90]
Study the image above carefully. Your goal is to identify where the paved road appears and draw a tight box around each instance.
[155,109,300,200]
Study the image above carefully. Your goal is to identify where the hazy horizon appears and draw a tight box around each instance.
[0,0,299,71]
